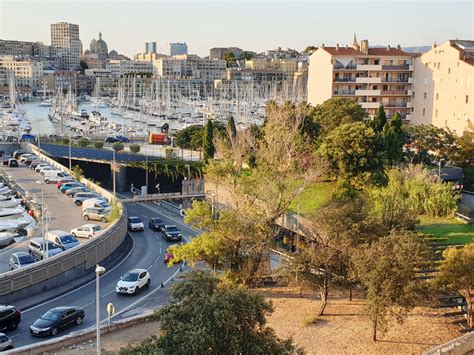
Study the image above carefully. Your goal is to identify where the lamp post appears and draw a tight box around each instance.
[112,150,116,198]
[95,265,106,355]
[36,180,45,258]
[438,158,445,180]
[68,135,72,171]
[145,154,148,193]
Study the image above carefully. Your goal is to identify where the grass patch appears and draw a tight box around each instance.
[302,316,321,327]
[416,216,474,245]
[288,182,336,216]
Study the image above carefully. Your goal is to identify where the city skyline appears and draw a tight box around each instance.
[0,1,472,57]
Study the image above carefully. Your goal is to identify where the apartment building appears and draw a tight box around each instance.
[106,60,153,77]
[0,56,43,91]
[169,43,188,56]
[307,38,415,119]
[134,52,167,62]
[0,40,51,57]
[411,40,473,135]
[209,47,245,60]
[51,22,80,70]
[245,58,300,75]
[226,68,289,83]
[152,55,226,82]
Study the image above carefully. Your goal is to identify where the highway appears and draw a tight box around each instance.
[6,201,197,348]
[0,164,108,273]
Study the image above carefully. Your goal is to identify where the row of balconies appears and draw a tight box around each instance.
[333,88,412,96]
[333,64,413,71]
[334,77,413,84]
[360,101,412,109]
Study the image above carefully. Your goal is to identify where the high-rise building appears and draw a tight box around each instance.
[145,42,157,54]
[50,22,80,70]
[307,37,415,120]
[169,43,188,56]
[411,40,473,135]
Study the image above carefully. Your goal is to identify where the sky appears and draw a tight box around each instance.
[0,0,472,57]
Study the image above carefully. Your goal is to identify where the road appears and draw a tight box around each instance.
[6,201,197,348]
[0,164,108,273]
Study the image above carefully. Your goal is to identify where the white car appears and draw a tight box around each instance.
[70,224,101,239]
[115,269,150,295]
[0,333,14,351]
[34,163,51,173]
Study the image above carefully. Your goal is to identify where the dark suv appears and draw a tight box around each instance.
[162,225,182,242]
[0,305,21,331]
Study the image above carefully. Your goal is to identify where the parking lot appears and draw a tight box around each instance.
[0,162,108,273]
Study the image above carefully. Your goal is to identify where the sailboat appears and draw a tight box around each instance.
[38,81,52,107]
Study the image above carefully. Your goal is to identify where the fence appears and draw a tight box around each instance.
[0,144,127,303]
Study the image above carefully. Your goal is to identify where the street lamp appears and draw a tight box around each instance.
[112,150,116,198]
[36,180,46,259]
[438,158,445,180]
[145,154,148,193]
[95,265,106,355]
[68,135,72,171]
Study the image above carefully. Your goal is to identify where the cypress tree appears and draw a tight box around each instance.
[227,116,237,139]
[372,106,387,133]
[203,119,215,161]
[382,112,404,164]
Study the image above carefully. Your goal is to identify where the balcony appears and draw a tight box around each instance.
[333,90,356,96]
[333,65,357,70]
[357,64,382,71]
[382,78,410,83]
[380,90,409,95]
[360,102,381,109]
[356,77,382,84]
[381,65,410,71]
[355,89,381,96]
[333,78,356,82]
[384,102,410,108]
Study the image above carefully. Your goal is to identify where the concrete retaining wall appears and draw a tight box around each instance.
[423,331,474,354]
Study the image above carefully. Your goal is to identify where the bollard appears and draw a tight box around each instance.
[160,282,164,288]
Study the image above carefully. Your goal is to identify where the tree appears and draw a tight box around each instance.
[71,165,84,181]
[452,121,474,167]
[203,120,215,161]
[94,141,104,149]
[175,125,204,149]
[77,138,89,147]
[62,137,69,145]
[312,97,367,137]
[403,124,458,164]
[227,116,237,140]
[382,112,405,165]
[112,142,124,152]
[129,144,140,153]
[435,244,474,328]
[79,60,88,72]
[239,51,254,61]
[370,106,387,133]
[303,45,318,54]
[318,122,385,188]
[351,231,431,341]
[120,271,298,355]
[224,51,236,68]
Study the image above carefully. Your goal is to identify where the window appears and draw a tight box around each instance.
[435,110,438,118]
[436,93,439,100]
[422,108,425,116]
[424,92,427,99]
[466,95,469,104]
[448,68,451,74]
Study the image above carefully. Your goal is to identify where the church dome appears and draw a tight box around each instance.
[95,32,108,60]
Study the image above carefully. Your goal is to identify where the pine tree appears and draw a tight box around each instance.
[371,106,387,133]
[382,112,404,164]
[203,119,215,161]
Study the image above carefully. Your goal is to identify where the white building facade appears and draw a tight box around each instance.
[51,22,80,70]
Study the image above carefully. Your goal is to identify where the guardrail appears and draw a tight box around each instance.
[422,331,474,354]
[0,144,127,303]
[120,192,205,203]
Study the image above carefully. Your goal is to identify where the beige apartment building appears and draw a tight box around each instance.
[411,40,473,135]
[307,38,415,119]
[51,22,80,70]
[245,58,299,75]
[152,55,226,82]
[0,56,43,91]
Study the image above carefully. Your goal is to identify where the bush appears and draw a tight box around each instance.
[71,165,84,180]
[78,138,89,147]
[129,144,141,153]
[62,138,69,145]
[165,148,177,159]
[113,142,124,152]
[94,141,104,149]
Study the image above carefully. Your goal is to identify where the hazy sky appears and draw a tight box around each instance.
[0,0,472,57]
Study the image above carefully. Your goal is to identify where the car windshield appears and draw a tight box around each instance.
[41,309,62,321]
[99,202,110,208]
[151,218,162,224]
[92,226,101,232]
[60,235,77,244]
[47,242,58,250]
[122,272,139,282]
[18,254,35,264]
[129,217,142,223]
[167,226,179,232]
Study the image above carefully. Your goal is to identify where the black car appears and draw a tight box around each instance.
[12,150,26,159]
[104,136,121,143]
[0,305,21,331]
[149,217,165,231]
[162,225,182,242]
[30,306,84,337]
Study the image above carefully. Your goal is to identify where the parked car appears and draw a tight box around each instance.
[115,135,130,143]
[70,224,101,239]
[9,251,35,270]
[59,182,84,194]
[65,186,90,198]
[162,225,182,242]
[44,171,71,184]
[12,150,26,159]
[148,217,165,231]
[81,198,111,212]
[115,269,150,295]
[74,193,104,206]
[0,305,21,331]
[22,156,39,165]
[30,306,85,337]
[83,208,111,222]
[27,237,63,260]
[30,160,44,169]
[39,167,59,176]
[127,216,144,231]
[46,230,80,250]
[19,154,36,164]
[104,136,121,143]
[56,178,76,189]
[7,159,18,168]
[0,333,14,351]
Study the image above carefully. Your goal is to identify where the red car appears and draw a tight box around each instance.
[164,252,174,264]
[56,179,76,189]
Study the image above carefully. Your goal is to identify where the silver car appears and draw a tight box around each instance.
[74,193,105,206]
[0,333,14,351]
[9,251,36,270]
[83,208,111,223]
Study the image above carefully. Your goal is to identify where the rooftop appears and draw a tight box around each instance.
[321,46,413,57]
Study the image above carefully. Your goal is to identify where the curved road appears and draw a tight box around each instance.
[6,201,196,348]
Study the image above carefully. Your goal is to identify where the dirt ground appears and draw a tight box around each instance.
[57,287,460,354]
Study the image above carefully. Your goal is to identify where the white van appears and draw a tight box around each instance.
[46,230,80,250]
[81,198,111,212]
[44,171,71,184]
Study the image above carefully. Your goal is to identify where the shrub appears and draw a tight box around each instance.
[78,138,89,147]
[113,142,124,152]
[165,148,177,159]
[302,316,321,327]
[71,165,84,181]
[62,138,69,145]
[94,141,104,149]
[129,144,141,153]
